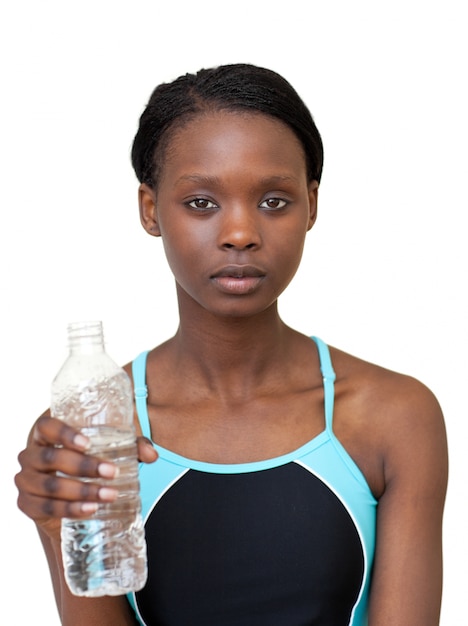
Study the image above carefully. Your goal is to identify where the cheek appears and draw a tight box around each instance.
[159,222,210,280]
[273,229,308,283]
[159,213,211,247]
[274,222,308,258]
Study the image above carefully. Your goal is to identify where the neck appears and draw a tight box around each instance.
[169,295,297,400]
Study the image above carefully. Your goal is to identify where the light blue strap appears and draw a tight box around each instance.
[133,341,335,438]
[132,350,151,440]
[311,336,336,431]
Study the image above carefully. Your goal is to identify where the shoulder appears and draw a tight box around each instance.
[328,345,447,498]
[330,344,444,431]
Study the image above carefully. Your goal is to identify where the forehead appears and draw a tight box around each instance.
[161,110,307,182]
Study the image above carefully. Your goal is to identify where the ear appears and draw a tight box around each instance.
[138,183,161,237]
[307,180,319,231]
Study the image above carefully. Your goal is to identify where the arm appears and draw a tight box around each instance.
[368,378,448,625]
[15,413,157,625]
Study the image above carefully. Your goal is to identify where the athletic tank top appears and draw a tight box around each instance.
[127,336,377,625]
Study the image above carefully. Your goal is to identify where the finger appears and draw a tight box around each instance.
[15,469,118,504]
[18,445,118,479]
[32,414,90,451]
[17,490,100,521]
[137,436,158,464]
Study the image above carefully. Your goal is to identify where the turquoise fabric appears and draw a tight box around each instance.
[127,337,377,625]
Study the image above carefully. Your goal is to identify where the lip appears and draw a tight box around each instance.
[210,264,265,295]
[211,264,265,279]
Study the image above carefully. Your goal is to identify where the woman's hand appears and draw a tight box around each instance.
[137,434,159,464]
[15,412,158,540]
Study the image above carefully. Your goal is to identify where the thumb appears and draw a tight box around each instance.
[136,436,158,464]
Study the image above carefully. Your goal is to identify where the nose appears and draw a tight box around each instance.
[218,205,262,250]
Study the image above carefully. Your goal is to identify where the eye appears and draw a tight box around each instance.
[259,197,288,210]
[186,197,218,211]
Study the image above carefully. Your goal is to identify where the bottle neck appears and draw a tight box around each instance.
[67,321,106,355]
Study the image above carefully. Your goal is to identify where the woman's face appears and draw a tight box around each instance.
[139,110,318,319]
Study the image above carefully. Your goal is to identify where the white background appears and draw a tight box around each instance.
[1,1,466,623]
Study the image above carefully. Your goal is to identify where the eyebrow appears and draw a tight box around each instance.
[175,174,223,187]
[174,174,300,186]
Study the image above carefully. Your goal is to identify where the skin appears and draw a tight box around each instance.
[15,110,448,625]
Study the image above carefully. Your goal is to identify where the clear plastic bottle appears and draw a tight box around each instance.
[51,321,147,597]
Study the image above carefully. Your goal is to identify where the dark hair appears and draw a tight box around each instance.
[131,63,323,188]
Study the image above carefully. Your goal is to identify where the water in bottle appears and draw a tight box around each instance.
[51,321,147,597]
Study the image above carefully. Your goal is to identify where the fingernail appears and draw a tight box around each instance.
[98,463,119,479]
[81,503,98,514]
[74,434,90,450]
[99,487,118,501]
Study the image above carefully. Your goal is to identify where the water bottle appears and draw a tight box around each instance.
[51,320,147,597]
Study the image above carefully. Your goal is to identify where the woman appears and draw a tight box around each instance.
[15,64,448,625]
